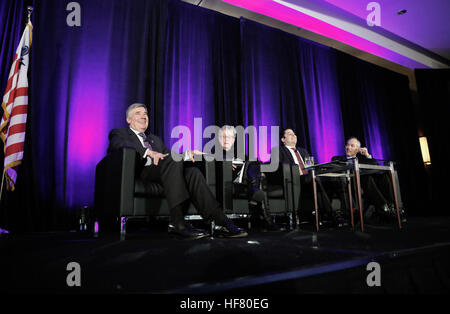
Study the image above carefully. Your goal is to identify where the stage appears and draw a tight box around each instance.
[1,215,450,296]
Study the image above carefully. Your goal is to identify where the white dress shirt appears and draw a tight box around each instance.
[284,144,305,166]
[130,127,152,166]
[130,127,191,166]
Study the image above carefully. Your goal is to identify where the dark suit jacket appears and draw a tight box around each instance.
[331,153,378,165]
[107,128,170,160]
[275,145,311,165]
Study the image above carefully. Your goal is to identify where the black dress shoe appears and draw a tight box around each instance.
[334,216,349,227]
[262,216,283,232]
[214,218,248,238]
[168,223,209,239]
[330,210,350,227]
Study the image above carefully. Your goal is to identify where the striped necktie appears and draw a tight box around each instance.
[291,147,308,175]
[138,132,153,151]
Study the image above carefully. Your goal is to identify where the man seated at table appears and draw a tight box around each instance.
[273,128,338,226]
[331,137,396,223]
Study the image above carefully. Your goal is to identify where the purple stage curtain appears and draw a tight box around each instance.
[163,2,240,152]
[297,40,344,163]
[240,19,309,161]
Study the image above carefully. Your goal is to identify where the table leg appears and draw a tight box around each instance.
[347,171,354,229]
[312,170,319,231]
[389,163,402,229]
[354,164,364,232]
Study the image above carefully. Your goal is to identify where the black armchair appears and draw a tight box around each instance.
[94,147,216,239]
[265,163,301,229]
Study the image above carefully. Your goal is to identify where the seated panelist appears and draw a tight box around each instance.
[331,137,395,222]
[107,103,248,239]
[272,128,337,225]
[216,125,280,231]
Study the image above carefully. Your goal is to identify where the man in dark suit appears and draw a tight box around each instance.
[107,103,247,239]
[331,137,394,222]
[274,128,335,225]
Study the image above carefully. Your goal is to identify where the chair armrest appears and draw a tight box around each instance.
[94,147,141,222]
[213,160,234,211]
[264,163,290,185]
[290,164,301,212]
[204,160,216,197]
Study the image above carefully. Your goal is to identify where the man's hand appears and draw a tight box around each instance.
[188,150,205,162]
[359,147,370,157]
[147,150,169,165]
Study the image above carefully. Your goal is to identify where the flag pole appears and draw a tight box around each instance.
[0,170,5,203]
[0,170,9,236]
[27,6,33,23]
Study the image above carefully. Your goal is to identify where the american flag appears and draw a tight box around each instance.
[0,19,33,191]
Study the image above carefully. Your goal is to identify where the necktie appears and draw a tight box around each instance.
[138,132,153,151]
[291,147,308,175]
[346,156,355,164]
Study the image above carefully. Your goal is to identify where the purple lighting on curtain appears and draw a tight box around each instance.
[240,19,285,161]
[164,3,215,151]
[67,75,108,167]
[62,5,112,208]
[361,99,387,161]
[299,44,344,163]
[54,78,108,208]
[365,130,385,161]
[357,66,390,161]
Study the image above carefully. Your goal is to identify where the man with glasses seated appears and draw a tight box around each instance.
[216,125,280,231]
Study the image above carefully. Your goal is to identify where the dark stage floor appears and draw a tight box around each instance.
[1,216,450,296]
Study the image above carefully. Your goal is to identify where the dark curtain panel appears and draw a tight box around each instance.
[416,69,450,215]
[356,61,392,160]
[382,70,429,216]
[336,52,366,141]
[211,11,241,127]
[107,0,169,138]
[240,18,309,160]
[337,53,391,160]
[162,1,240,150]
[297,39,344,163]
